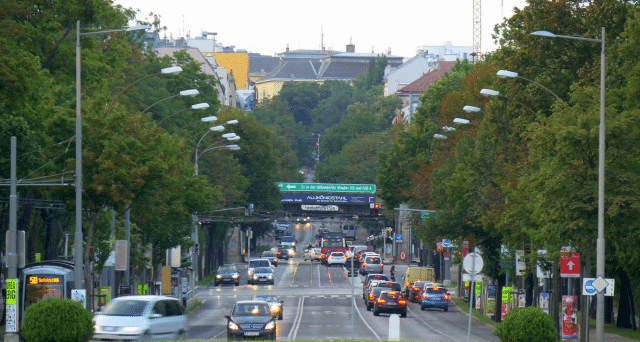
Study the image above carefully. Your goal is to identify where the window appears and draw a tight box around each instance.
[164,300,183,316]
[153,300,167,316]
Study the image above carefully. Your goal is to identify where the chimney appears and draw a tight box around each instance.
[286,43,289,52]
[346,37,355,53]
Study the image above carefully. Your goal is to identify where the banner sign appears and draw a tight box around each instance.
[5,279,18,332]
[282,193,376,204]
[278,182,375,193]
[301,205,339,211]
[562,295,578,340]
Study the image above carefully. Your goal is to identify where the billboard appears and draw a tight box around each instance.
[281,193,375,204]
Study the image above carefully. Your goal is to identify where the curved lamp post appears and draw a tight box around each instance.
[74,21,150,294]
[157,103,210,126]
[480,88,536,115]
[532,27,606,342]
[496,70,560,100]
[142,89,199,113]
[453,118,471,125]
[463,105,482,113]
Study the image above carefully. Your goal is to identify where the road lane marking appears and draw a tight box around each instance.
[353,295,381,340]
[407,304,457,340]
[287,296,305,341]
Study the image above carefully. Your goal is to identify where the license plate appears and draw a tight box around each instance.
[388,301,396,305]
[244,332,260,336]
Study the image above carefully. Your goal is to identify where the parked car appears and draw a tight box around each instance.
[215,264,240,286]
[253,295,284,320]
[249,267,275,285]
[225,300,276,340]
[373,291,407,317]
[93,295,188,340]
[261,250,278,267]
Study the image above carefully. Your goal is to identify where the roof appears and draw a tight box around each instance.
[248,53,281,76]
[257,60,320,82]
[395,61,456,95]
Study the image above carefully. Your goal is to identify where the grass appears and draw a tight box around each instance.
[452,298,498,327]
[198,272,217,287]
[185,300,203,315]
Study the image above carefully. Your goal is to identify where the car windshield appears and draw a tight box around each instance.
[254,267,272,273]
[366,256,381,263]
[426,288,446,294]
[381,292,402,300]
[101,300,148,316]
[250,260,270,267]
[331,252,344,256]
[262,252,276,257]
[233,303,271,316]
[254,295,279,302]
[219,266,235,273]
[414,281,427,288]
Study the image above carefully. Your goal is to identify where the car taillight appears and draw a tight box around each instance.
[444,294,450,300]
[369,294,374,300]
[398,299,407,305]
[413,287,419,291]
[422,294,427,299]
[377,298,386,304]
[381,263,384,267]
[362,263,367,267]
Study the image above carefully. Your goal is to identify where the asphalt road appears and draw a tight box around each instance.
[187,219,499,341]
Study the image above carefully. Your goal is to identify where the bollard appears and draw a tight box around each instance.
[389,314,400,341]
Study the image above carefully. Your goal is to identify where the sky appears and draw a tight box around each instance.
[113,0,529,58]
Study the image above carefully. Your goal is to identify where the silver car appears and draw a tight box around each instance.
[360,255,383,275]
[249,266,275,285]
[93,295,188,340]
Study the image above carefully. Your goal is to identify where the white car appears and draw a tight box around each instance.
[327,251,347,266]
[93,295,188,340]
[247,258,274,282]
[304,247,322,261]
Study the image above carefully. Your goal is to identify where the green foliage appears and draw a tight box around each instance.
[494,307,555,342]
[22,298,93,342]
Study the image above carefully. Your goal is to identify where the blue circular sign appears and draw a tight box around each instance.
[584,279,596,295]
[395,233,403,241]
[442,239,452,248]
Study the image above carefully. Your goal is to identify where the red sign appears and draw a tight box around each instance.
[562,295,578,340]
[560,247,580,278]
[463,241,469,257]
[436,242,444,252]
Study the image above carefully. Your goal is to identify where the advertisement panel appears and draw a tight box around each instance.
[281,193,376,204]
[562,295,578,340]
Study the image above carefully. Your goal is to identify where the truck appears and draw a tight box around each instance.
[274,221,289,240]
[403,266,435,297]
[341,221,357,241]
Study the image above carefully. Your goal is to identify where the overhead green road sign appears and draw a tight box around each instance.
[277,183,376,194]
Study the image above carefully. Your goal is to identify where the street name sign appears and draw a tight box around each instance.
[277,182,376,194]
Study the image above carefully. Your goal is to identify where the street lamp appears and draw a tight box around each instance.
[75,20,150,292]
[433,134,447,140]
[496,70,560,100]
[532,27,606,342]
[463,105,481,113]
[453,118,470,125]
[142,89,199,113]
[479,88,536,115]
[157,103,210,126]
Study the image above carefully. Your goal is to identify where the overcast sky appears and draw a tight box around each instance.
[114,0,529,58]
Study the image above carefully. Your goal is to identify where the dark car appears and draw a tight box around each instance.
[276,247,290,260]
[215,264,240,286]
[253,295,283,320]
[225,300,276,340]
[249,267,275,285]
[421,286,450,312]
[373,291,408,317]
[409,281,430,302]
[261,250,278,267]
[365,286,388,311]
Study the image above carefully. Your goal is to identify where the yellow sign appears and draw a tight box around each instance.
[6,279,17,305]
[502,286,513,302]
[161,266,172,294]
[28,276,60,285]
[137,284,148,295]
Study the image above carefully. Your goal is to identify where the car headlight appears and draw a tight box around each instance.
[268,275,273,279]
[265,321,276,330]
[232,273,239,279]
[270,305,280,313]
[253,275,258,280]
[122,326,141,333]
[228,321,239,330]
[216,274,222,279]
[248,270,254,276]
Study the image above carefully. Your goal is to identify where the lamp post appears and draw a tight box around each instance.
[480,88,537,115]
[532,27,606,342]
[157,103,210,126]
[142,89,199,113]
[75,20,150,292]
[496,70,560,100]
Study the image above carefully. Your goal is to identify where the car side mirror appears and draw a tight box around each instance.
[224,315,230,319]
[150,313,163,319]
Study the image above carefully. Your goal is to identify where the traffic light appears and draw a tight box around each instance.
[374,203,380,215]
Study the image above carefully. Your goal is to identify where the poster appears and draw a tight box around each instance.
[518,289,526,308]
[71,289,86,309]
[98,286,111,307]
[562,295,578,340]
[540,293,549,313]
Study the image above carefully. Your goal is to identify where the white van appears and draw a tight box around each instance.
[93,295,188,340]
[341,222,356,241]
[247,258,274,281]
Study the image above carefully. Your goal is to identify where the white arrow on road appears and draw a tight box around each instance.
[567,260,575,270]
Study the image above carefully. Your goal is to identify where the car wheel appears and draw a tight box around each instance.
[270,332,277,340]
[235,281,239,286]
[214,282,219,286]
[444,306,449,312]
[279,313,283,320]
[271,281,275,285]
[367,304,371,311]
[421,306,425,311]
[227,332,233,340]
[176,329,187,340]
[401,312,407,318]
[373,310,379,316]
